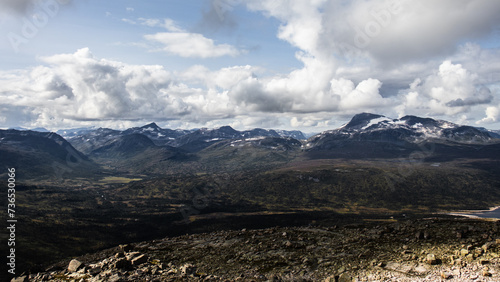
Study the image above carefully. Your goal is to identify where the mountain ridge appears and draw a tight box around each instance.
[3,113,499,178]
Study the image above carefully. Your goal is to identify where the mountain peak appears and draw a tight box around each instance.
[344,113,386,129]
[215,125,239,134]
[141,122,161,131]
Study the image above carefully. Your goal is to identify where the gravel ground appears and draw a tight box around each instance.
[14,217,500,281]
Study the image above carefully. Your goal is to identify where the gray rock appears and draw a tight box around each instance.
[68,259,83,272]
[87,265,102,276]
[426,253,439,265]
[131,254,148,266]
[108,273,123,282]
[412,264,429,275]
[384,261,400,271]
[323,275,336,282]
[125,251,141,260]
[440,271,452,279]
[338,273,352,282]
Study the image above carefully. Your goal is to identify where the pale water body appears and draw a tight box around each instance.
[449,206,500,220]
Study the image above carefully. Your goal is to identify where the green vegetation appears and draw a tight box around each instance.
[98,176,143,184]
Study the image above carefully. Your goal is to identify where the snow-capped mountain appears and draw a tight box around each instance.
[66,128,122,155]
[276,130,307,140]
[64,123,307,154]
[306,113,498,152]
[57,127,97,138]
[172,126,307,152]
[122,123,192,146]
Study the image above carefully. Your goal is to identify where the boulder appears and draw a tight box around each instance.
[68,259,83,272]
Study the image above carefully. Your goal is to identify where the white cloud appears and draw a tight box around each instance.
[0,48,195,127]
[478,106,500,124]
[2,1,500,131]
[396,61,496,121]
[246,0,326,53]
[138,18,184,32]
[121,16,244,58]
[145,32,242,58]
[323,0,500,66]
[121,17,184,32]
[1,48,498,131]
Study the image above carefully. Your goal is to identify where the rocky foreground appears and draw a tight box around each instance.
[12,217,500,281]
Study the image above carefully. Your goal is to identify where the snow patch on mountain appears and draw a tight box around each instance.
[362,117,392,130]
[305,113,498,150]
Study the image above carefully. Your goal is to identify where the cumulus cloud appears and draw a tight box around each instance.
[0,48,198,127]
[396,61,497,121]
[0,47,394,130]
[323,0,500,66]
[2,1,500,131]
[246,0,326,56]
[478,106,500,124]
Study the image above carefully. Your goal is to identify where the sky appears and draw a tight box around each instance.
[1,0,500,132]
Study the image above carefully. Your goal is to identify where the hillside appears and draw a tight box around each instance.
[0,130,99,180]
[17,217,500,281]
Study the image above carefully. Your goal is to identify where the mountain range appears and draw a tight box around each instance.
[304,113,500,159]
[2,113,499,179]
[4,113,500,277]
